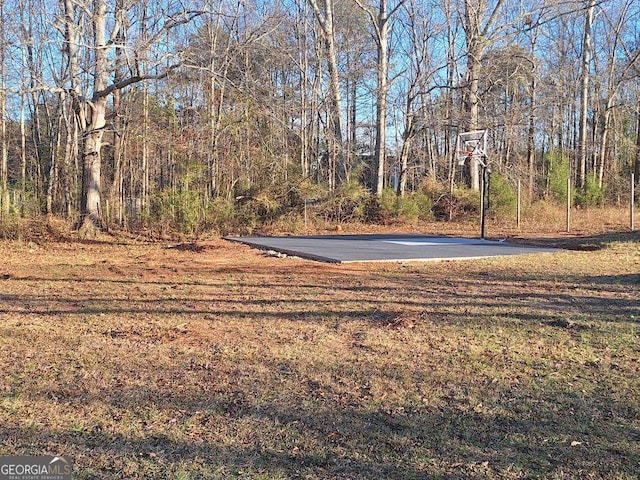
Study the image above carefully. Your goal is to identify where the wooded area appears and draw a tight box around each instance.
[0,0,638,233]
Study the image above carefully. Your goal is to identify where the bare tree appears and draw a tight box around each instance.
[461,0,507,190]
[109,0,127,225]
[0,0,7,214]
[59,0,202,231]
[578,0,595,188]
[294,0,311,177]
[0,0,637,231]
[396,0,437,196]
[525,22,540,197]
[594,0,640,188]
[636,98,640,185]
[353,0,405,196]
[308,0,343,190]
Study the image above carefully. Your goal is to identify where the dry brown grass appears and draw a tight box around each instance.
[0,225,638,479]
[258,203,634,243]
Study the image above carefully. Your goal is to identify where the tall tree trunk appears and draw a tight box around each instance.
[354,0,403,196]
[20,91,27,208]
[598,99,613,189]
[462,0,505,191]
[595,0,637,190]
[59,92,75,217]
[444,0,456,190]
[111,90,124,224]
[205,5,239,198]
[206,10,222,199]
[527,75,537,197]
[526,25,539,198]
[0,89,6,215]
[443,0,455,165]
[141,86,149,216]
[72,0,201,229]
[0,0,7,215]
[635,101,640,186]
[295,0,310,177]
[374,0,390,195]
[323,0,343,181]
[308,0,343,190]
[62,0,85,220]
[110,0,127,225]
[578,0,595,188]
[397,0,430,196]
[465,48,481,190]
[80,0,109,229]
[397,110,414,197]
[463,0,485,191]
[23,1,45,203]
[47,112,62,215]
[344,50,357,181]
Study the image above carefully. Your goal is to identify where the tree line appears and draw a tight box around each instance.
[0,0,638,233]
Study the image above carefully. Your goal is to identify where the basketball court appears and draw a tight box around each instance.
[226,234,560,263]
[229,130,558,263]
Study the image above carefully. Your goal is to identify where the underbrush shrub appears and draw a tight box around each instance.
[431,187,481,220]
[263,211,306,234]
[604,174,635,206]
[236,193,281,222]
[0,214,26,240]
[522,199,574,231]
[401,191,434,221]
[286,177,327,209]
[203,197,237,234]
[575,176,604,207]
[372,188,434,223]
[151,187,202,235]
[0,214,69,242]
[376,188,399,223]
[454,188,482,218]
[362,194,383,223]
[234,200,268,234]
[547,151,572,203]
[318,180,369,223]
[419,178,444,202]
[419,179,484,221]
[0,183,44,218]
[488,173,517,217]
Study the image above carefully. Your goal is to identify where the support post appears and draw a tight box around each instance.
[632,174,635,232]
[486,166,491,211]
[517,178,521,230]
[566,177,571,233]
[449,171,454,221]
[480,163,487,239]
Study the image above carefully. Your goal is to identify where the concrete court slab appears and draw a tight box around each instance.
[226,234,561,263]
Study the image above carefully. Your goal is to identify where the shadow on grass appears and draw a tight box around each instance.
[585,273,640,286]
[0,286,637,325]
[512,230,639,250]
[3,376,639,479]
[1,256,638,326]
[1,243,638,478]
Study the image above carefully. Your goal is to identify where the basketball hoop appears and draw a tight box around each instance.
[456,130,487,166]
[456,150,478,166]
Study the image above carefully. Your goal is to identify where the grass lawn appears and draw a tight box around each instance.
[0,231,638,479]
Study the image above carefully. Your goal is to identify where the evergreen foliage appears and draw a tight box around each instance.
[547,152,572,204]
[575,176,604,207]
[488,173,517,217]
